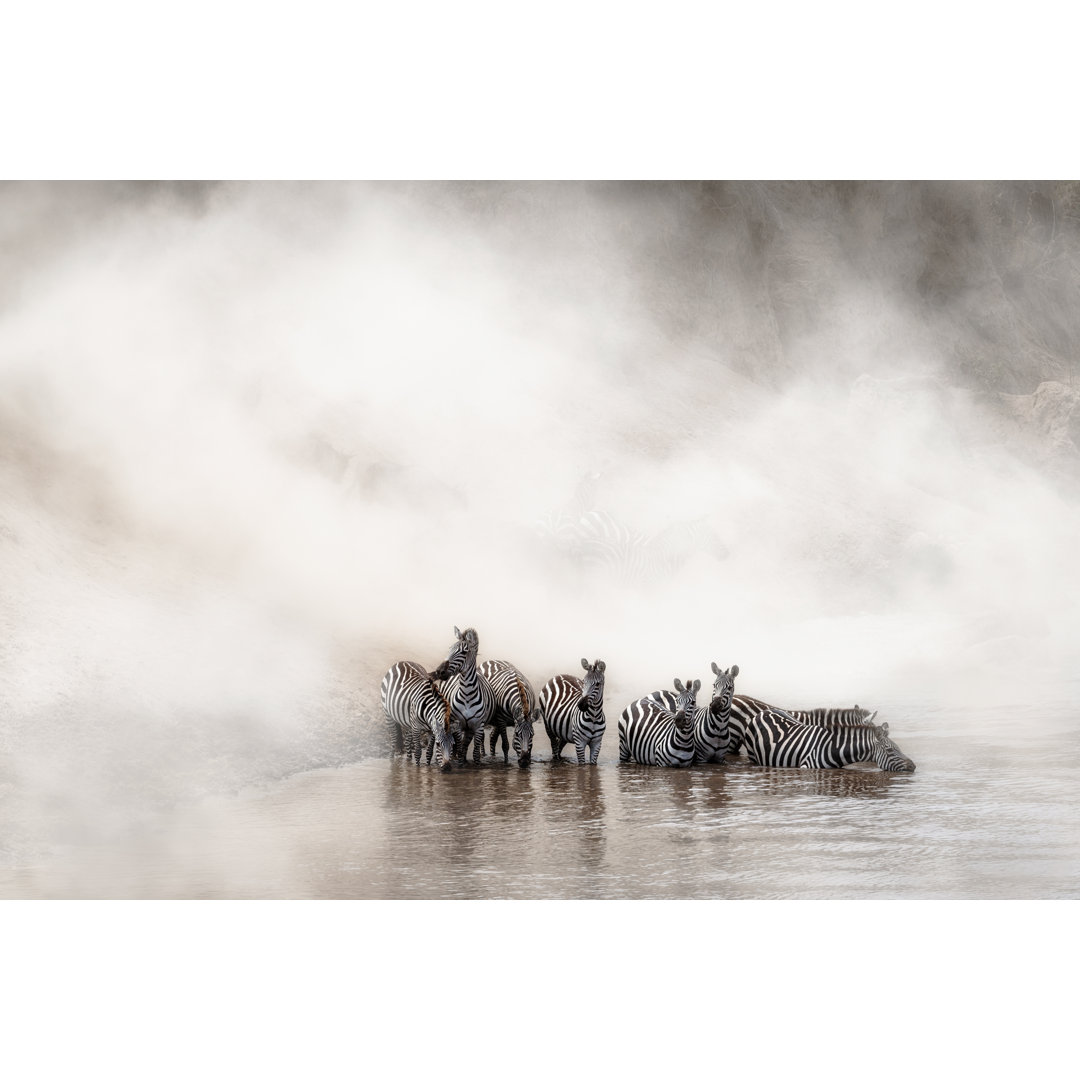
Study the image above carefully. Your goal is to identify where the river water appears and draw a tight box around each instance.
[2,699,1076,899]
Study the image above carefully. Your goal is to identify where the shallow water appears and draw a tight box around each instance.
[2,703,1077,899]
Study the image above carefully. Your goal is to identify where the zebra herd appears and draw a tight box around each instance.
[380,626,917,774]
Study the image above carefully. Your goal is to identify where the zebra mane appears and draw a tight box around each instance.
[514,676,530,720]
[427,676,452,731]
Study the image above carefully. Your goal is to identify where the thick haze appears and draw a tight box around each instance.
[2,181,1079,854]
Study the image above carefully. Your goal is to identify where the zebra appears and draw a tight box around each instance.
[535,507,721,586]
[619,677,700,767]
[538,658,607,764]
[478,659,536,767]
[380,660,456,771]
[649,662,739,764]
[730,695,877,755]
[430,626,497,766]
[741,711,916,772]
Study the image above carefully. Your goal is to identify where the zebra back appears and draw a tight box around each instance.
[743,711,915,772]
[787,705,877,726]
[730,694,877,755]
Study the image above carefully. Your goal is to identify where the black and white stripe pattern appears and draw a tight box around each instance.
[478,659,536,768]
[536,508,718,586]
[539,658,607,764]
[380,660,456,770]
[742,712,916,771]
[730,695,877,755]
[619,677,700,768]
[648,662,739,764]
[431,626,497,766]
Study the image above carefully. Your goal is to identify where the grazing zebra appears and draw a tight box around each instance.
[431,626,497,766]
[742,711,916,772]
[649,662,739,764]
[380,660,456,771]
[478,659,536,768]
[730,695,877,755]
[619,677,700,768]
[539,658,607,764]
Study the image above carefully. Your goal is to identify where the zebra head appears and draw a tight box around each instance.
[511,676,534,768]
[577,658,606,712]
[708,662,739,715]
[871,721,916,773]
[672,677,701,731]
[431,625,479,680]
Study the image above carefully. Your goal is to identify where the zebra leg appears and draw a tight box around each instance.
[589,737,602,765]
[387,717,403,756]
[425,735,435,766]
[574,735,587,765]
[500,725,509,765]
[489,727,499,757]
[473,727,484,764]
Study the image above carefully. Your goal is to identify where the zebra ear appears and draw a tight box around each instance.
[730,664,740,678]
[870,710,878,723]
[597,660,606,672]
[454,626,462,639]
[581,658,590,671]
[711,661,720,675]
[693,679,701,693]
[674,678,686,692]
[879,721,889,735]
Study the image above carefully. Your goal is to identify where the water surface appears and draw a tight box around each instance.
[2,703,1076,899]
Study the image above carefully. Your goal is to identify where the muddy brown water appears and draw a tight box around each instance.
[1,699,1076,899]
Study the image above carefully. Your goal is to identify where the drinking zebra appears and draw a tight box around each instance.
[649,662,739,764]
[380,660,456,771]
[478,659,536,768]
[619,677,700,767]
[430,626,496,766]
[539,658,607,764]
[741,711,916,772]
[730,695,877,755]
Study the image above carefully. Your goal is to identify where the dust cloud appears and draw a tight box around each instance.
[2,181,1078,859]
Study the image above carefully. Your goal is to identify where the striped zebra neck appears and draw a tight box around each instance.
[453,650,479,686]
[580,696,604,721]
